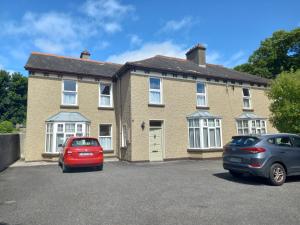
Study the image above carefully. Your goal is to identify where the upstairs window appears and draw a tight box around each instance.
[62,80,77,105]
[149,77,162,104]
[100,83,113,107]
[242,88,251,109]
[196,82,207,106]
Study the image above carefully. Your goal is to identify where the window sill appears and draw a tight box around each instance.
[148,103,165,107]
[98,106,114,110]
[60,105,79,109]
[243,108,254,112]
[196,106,210,110]
[187,148,223,153]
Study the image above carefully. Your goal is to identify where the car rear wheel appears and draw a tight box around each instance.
[96,164,103,171]
[269,163,286,186]
[229,170,243,178]
[62,163,69,173]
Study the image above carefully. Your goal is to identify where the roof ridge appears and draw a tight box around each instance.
[155,55,188,62]
[31,52,122,66]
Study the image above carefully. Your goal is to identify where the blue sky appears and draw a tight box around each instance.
[0,0,299,75]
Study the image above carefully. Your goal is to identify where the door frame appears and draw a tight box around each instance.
[148,120,165,161]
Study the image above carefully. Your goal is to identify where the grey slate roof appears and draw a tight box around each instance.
[118,55,269,85]
[25,52,269,85]
[46,112,90,122]
[236,112,267,120]
[25,52,122,78]
[187,111,222,119]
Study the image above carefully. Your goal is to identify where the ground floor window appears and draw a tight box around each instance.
[99,124,112,151]
[45,122,90,153]
[188,118,222,149]
[237,119,267,135]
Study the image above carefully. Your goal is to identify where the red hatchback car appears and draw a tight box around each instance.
[58,137,103,172]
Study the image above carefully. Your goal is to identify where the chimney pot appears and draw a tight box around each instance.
[186,44,206,66]
[80,49,91,59]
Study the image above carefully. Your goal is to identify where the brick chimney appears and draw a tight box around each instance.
[186,44,206,67]
[80,49,91,59]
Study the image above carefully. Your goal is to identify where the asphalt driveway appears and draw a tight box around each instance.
[1,160,300,225]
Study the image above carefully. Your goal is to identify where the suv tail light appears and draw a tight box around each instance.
[241,147,266,154]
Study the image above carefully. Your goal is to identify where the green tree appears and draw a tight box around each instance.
[0,120,14,133]
[235,28,300,78]
[267,70,300,133]
[0,70,27,125]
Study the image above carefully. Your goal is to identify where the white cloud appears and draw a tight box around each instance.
[81,0,134,33]
[222,51,246,68]
[1,0,134,56]
[129,34,142,46]
[107,41,186,63]
[2,11,88,54]
[107,40,246,68]
[103,22,122,33]
[160,16,193,32]
[82,0,134,19]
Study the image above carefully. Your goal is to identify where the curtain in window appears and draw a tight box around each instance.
[101,95,111,106]
[63,93,76,105]
[209,129,216,147]
[203,128,208,148]
[189,128,194,148]
[195,128,200,148]
[150,91,161,104]
[216,128,221,147]
[197,95,205,106]
[100,137,112,150]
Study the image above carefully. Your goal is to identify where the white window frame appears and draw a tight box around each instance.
[99,82,113,107]
[45,122,89,153]
[236,119,267,135]
[99,124,113,151]
[62,80,78,106]
[242,88,251,109]
[188,118,222,149]
[149,77,163,104]
[196,82,207,107]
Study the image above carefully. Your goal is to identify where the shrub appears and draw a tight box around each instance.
[0,121,14,133]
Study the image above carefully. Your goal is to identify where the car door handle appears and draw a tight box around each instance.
[280,151,286,154]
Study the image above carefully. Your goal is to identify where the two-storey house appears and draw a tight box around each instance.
[24,44,276,162]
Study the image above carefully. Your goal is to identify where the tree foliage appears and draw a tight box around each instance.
[0,70,27,125]
[235,28,300,78]
[267,70,300,133]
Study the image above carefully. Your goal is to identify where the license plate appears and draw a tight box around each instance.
[229,157,241,163]
[79,152,93,156]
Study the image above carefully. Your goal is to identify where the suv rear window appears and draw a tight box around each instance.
[229,136,260,146]
[71,138,100,147]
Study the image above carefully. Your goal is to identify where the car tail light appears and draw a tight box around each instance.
[241,147,266,154]
[249,162,261,168]
[66,148,72,155]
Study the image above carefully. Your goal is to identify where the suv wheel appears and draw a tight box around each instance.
[269,163,286,186]
[229,170,243,178]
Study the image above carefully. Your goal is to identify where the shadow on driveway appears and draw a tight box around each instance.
[58,166,103,174]
[213,172,268,186]
[214,172,300,186]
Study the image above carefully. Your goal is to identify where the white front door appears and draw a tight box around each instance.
[149,127,163,161]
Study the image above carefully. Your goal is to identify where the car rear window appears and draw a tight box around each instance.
[71,138,100,147]
[229,136,260,146]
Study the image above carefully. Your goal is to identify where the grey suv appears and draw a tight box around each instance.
[223,134,300,186]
